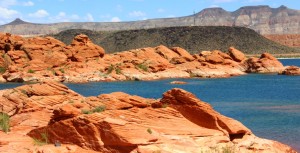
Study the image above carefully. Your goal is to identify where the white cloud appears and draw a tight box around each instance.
[48,12,80,22]
[0,0,17,7]
[86,13,94,21]
[50,12,66,21]
[129,11,146,17]
[0,0,34,7]
[0,7,19,19]
[29,9,49,18]
[23,1,34,6]
[111,17,121,22]
[157,8,165,13]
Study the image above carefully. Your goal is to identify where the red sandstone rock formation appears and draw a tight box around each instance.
[0,33,290,83]
[228,47,246,62]
[0,82,296,153]
[280,66,300,75]
[243,53,285,73]
[65,34,105,62]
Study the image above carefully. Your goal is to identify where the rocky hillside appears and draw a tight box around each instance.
[50,27,300,54]
[0,81,297,152]
[0,5,300,35]
[264,34,300,47]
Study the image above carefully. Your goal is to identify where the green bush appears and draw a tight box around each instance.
[59,68,65,73]
[93,106,106,113]
[28,69,35,73]
[107,64,114,74]
[0,112,10,133]
[33,130,49,146]
[82,109,92,114]
[106,64,122,74]
[82,105,106,114]
[115,67,122,74]
[136,63,148,72]
[0,67,6,74]
[147,128,152,134]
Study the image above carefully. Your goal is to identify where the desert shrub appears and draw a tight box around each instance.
[107,64,114,74]
[136,63,148,72]
[32,130,49,146]
[28,69,35,73]
[20,89,27,95]
[162,103,169,108]
[0,67,6,74]
[0,112,10,133]
[106,64,122,74]
[221,145,235,153]
[147,128,152,134]
[59,68,65,73]
[93,106,106,113]
[115,67,122,74]
[82,105,106,114]
[82,109,92,114]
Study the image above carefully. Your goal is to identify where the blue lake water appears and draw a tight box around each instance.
[280,58,300,67]
[0,59,299,151]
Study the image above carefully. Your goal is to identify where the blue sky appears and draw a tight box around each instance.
[0,0,299,24]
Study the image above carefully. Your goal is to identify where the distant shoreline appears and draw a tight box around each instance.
[277,57,300,59]
[246,54,300,59]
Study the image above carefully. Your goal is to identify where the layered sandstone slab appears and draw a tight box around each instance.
[0,82,296,153]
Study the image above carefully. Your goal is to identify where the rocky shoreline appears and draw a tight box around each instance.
[0,33,299,83]
[0,81,297,152]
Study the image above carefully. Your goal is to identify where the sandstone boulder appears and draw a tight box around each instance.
[244,53,285,73]
[67,34,105,62]
[228,47,246,62]
[155,45,179,60]
[200,51,212,56]
[280,66,300,75]
[205,53,224,64]
[171,47,194,61]
[160,88,252,136]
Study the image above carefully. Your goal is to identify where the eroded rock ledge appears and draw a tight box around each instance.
[0,33,290,83]
[0,81,296,153]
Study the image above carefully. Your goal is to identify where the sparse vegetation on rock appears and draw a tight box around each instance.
[0,112,10,133]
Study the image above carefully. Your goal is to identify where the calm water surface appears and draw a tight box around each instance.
[280,58,300,67]
[1,59,299,151]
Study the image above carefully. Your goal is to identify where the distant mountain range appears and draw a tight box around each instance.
[0,5,300,35]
